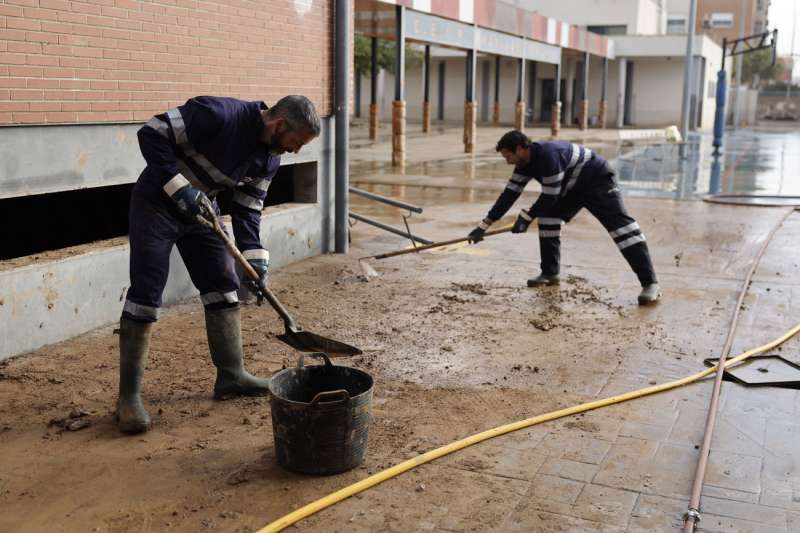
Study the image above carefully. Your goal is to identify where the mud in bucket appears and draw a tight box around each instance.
[268,353,374,475]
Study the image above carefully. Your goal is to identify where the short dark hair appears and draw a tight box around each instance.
[267,95,321,137]
[495,130,532,152]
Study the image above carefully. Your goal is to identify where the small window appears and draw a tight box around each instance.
[667,17,686,34]
[703,13,734,29]
[586,25,628,36]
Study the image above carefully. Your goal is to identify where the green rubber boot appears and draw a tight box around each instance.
[526,273,560,287]
[116,319,152,435]
[205,306,271,400]
[638,283,662,305]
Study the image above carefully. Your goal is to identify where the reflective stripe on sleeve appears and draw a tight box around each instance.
[233,190,264,211]
[242,249,269,261]
[163,174,190,197]
[166,108,237,188]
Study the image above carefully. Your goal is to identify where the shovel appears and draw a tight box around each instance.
[196,210,362,357]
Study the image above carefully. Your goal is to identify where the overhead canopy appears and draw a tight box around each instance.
[354,0,615,62]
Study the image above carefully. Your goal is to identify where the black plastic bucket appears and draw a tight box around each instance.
[268,353,374,475]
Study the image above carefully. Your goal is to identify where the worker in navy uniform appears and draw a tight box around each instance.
[468,130,660,305]
[117,95,320,434]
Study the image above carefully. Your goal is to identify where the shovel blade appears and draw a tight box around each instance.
[277,330,362,357]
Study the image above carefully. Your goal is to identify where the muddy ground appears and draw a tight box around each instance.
[2,190,800,532]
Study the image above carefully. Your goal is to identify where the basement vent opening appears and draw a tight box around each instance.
[0,164,313,262]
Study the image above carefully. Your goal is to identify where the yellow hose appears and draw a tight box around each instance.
[258,322,800,533]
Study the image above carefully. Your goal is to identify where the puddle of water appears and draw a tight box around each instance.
[349,125,800,213]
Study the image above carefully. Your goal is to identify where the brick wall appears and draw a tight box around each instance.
[0,0,333,124]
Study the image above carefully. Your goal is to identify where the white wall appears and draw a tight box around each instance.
[531,0,664,35]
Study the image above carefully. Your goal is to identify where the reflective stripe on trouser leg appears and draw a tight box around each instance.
[538,220,562,277]
[607,221,657,286]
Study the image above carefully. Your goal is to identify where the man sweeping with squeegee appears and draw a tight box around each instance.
[468,130,661,305]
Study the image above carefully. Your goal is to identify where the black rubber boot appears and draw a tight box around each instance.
[527,273,561,287]
[205,306,271,400]
[116,318,152,435]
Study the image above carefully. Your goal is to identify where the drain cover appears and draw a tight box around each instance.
[704,355,800,389]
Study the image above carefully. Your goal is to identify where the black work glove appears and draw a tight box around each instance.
[468,226,486,243]
[171,182,213,222]
[511,210,534,233]
[244,256,269,305]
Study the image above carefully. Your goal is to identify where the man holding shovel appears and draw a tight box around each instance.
[117,95,320,434]
[468,130,660,305]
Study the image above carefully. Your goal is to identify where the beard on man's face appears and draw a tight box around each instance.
[267,125,290,155]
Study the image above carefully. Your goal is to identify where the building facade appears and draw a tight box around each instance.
[0,0,338,360]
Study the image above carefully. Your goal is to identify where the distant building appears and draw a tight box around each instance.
[669,0,770,44]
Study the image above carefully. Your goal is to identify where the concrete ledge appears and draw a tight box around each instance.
[0,203,321,361]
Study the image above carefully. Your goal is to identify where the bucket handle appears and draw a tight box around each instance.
[310,389,350,406]
[297,352,333,369]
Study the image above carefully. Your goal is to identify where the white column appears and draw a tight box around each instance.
[564,59,575,125]
[617,58,627,128]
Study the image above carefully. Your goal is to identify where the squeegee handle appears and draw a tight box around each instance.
[372,225,514,260]
[197,214,299,331]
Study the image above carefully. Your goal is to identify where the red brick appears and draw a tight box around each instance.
[114,0,139,10]
[0,5,25,17]
[102,49,129,60]
[100,5,126,18]
[76,111,109,121]
[8,40,41,53]
[11,89,44,100]
[74,90,102,100]
[42,66,73,77]
[41,21,72,34]
[73,68,104,78]
[6,17,42,31]
[46,111,77,121]
[26,31,59,43]
[27,54,60,66]
[58,11,87,24]
[70,2,102,15]
[0,28,27,40]
[128,11,153,22]
[9,65,43,77]
[23,7,60,20]
[60,79,91,89]
[103,90,130,99]
[42,43,71,54]
[58,33,89,46]
[59,56,89,67]
[0,89,8,99]
[0,101,30,111]
[26,78,60,88]
[91,100,118,111]
[30,101,61,111]
[0,52,27,64]
[60,101,90,111]
[72,46,103,58]
[87,36,117,48]
[40,0,71,10]
[89,79,116,90]
[5,0,38,7]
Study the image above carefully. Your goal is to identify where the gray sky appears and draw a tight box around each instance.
[770,0,798,56]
